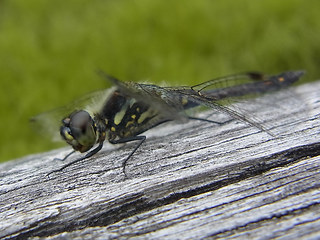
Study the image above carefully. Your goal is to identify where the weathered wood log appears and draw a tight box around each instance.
[1,81,320,239]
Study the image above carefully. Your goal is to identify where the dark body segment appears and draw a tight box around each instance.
[99,90,164,141]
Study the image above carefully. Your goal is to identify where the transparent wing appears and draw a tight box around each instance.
[30,88,115,142]
[166,71,304,100]
[164,70,305,135]
[97,71,188,122]
[31,106,71,142]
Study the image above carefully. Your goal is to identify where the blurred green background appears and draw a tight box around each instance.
[1,0,319,162]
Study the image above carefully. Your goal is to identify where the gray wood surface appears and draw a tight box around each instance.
[1,81,320,240]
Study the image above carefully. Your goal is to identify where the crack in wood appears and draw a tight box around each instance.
[207,201,320,239]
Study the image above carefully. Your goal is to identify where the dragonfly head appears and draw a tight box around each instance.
[60,110,97,153]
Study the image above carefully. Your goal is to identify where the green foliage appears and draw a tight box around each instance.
[0,0,319,162]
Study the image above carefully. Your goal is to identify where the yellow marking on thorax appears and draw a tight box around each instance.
[129,98,136,108]
[114,106,127,125]
[138,108,156,124]
[126,121,134,128]
[125,115,138,128]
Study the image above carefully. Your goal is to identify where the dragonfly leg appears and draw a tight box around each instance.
[110,135,146,177]
[53,150,75,161]
[47,142,104,177]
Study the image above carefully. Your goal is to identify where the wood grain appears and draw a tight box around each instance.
[1,81,320,239]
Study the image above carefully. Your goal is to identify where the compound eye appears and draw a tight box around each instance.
[60,126,74,141]
[70,111,93,136]
[72,111,91,129]
[60,110,96,152]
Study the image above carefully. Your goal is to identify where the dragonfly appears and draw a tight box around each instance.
[32,70,304,176]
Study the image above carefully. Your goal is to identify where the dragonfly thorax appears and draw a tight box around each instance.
[60,110,97,153]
